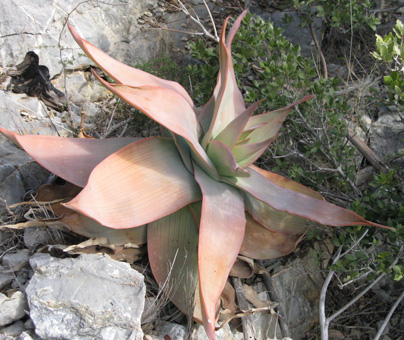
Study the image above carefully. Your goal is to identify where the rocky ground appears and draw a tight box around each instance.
[0,1,404,340]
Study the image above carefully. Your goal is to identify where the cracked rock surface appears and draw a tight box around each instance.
[26,253,146,340]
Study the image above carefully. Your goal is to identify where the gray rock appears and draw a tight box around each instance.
[0,0,180,77]
[1,249,30,269]
[17,332,36,340]
[192,323,242,340]
[156,322,187,339]
[0,291,28,327]
[0,91,67,137]
[0,164,25,205]
[18,162,50,193]
[370,112,404,167]
[23,228,52,250]
[0,321,26,337]
[250,7,322,58]
[26,253,145,340]
[355,166,374,187]
[0,273,14,291]
[269,249,324,340]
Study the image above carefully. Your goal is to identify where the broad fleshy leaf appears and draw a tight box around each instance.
[193,164,246,339]
[243,165,323,234]
[148,206,202,321]
[206,140,249,177]
[242,95,313,138]
[201,11,248,147]
[68,24,195,108]
[232,136,277,168]
[214,100,263,149]
[93,74,219,179]
[0,127,138,187]
[66,137,201,228]
[240,212,304,259]
[224,165,391,229]
[35,183,147,245]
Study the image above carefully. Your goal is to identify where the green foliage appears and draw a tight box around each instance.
[372,20,404,105]
[188,12,355,191]
[290,0,380,31]
[333,171,404,282]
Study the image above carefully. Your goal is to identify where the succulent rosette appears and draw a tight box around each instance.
[0,11,388,340]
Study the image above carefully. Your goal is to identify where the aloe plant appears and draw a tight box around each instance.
[0,11,389,339]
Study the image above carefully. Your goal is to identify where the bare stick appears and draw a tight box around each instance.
[257,260,291,338]
[320,242,404,340]
[309,23,328,79]
[373,288,404,340]
[176,0,219,43]
[346,128,389,173]
[232,277,255,340]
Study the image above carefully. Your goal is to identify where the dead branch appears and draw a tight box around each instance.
[346,127,389,173]
[232,277,255,340]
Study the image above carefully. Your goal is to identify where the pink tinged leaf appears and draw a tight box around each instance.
[68,25,195,108]
[148,206,202,322]
[240,212,304,259]
[201,13,246,148]
[232,136,277,168]
[244,95,314,132]
[224,166,391,229]
[242,165,323,234]
[193,163,246,339]
[93,74,219,180]
[0,127,139,188]
[198,10,247,134]
[66,137,202,229]
[206,140,249,178]
[214,100,263,149]
[240,95,314,144]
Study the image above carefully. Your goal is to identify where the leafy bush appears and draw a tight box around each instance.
[290,0,380,31]
[373,19,404,105]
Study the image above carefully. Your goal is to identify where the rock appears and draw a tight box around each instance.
[192,323,242,340]
[51,70,109,109]
[23,228,52,250]
[355,166,374,187]
[0,164,25,205]
[0,0,179,76]
[249,7,322,58]
[0,291,28,327]
[18,162,51,193]
[26,253,145,340]
[0,91,67,137]
[0,273,14,291]
[370,112,404,168]
[146,322,242,340]
[1,249,30,269]
[156,322,187,339]
[268,248,325,340]
[0,321,26,337]
[17,332,36,340]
